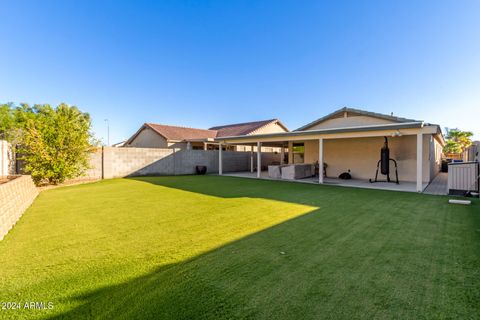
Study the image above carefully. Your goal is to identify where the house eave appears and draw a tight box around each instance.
[295,107,421,131]
[215,122,433,143]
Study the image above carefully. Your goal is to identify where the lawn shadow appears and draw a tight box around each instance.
[46,176,480,319]
[47,210,332,319]
[129,175,432,207]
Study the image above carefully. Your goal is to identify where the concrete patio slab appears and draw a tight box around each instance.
[219,171,429,193]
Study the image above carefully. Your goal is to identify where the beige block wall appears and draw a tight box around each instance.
[303,135,433,182]
[0,176,39,240]
[99,147,279,178]
[83,149,103,179]
[103,147,175,178]
[305,115,395,130]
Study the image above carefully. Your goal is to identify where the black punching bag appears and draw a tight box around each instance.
[380,137,390,175]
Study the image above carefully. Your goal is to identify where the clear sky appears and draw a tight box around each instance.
[1,0,479,144]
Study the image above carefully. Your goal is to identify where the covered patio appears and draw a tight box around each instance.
[220,171,428,193]
[215,119,444,193]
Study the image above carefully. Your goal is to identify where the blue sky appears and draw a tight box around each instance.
[1,0,479,143]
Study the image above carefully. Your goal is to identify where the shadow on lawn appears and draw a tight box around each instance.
[130,175,432,205]
[49,210,329,319]
[48,176,480,319]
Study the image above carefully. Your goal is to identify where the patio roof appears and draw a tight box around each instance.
[215,121,433,143]
[295,107,422,131]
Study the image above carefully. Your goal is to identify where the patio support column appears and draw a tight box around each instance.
[250,145,254,173]
[280,145,285,165]
[319,138,324,184]
[288,141,293,164]
[416,133,423,192]
[257,142,262,178]
[219,143,223,175]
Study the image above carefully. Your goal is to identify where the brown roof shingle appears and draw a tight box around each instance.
[127,119,288,144]
[146,123,217,141]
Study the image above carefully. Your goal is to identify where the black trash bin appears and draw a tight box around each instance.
[441,159,450,172]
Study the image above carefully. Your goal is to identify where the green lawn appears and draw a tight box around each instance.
[0,176,479,319]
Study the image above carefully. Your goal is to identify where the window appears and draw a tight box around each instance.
[292,143,305,163]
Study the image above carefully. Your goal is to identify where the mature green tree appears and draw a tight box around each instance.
[13,103,94,185]
[0,103,15,140]
[443,128,474,155]
[0,103,37,144]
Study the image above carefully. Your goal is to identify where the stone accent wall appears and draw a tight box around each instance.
[0,175,39,240]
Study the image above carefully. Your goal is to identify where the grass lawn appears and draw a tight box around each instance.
[0,176,479,319]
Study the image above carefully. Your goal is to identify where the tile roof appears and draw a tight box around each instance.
[210,119,280,137]
[127,119,288,144]
[145,123,217,141]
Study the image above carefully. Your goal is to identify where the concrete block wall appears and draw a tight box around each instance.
[103,147,175,178]
[174,150,220,174]
[5,145,282,181]
[83,148,103,179]
[85,147,281,179]
[0,176,39,240]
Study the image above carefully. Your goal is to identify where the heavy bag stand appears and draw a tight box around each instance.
[369,136,399,184]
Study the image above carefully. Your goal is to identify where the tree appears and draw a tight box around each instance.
[17,103,94,185]
[0,103,37,145]
[443,128,473,155]
[0,103,15,140]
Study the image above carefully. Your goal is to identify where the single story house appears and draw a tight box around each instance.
[124,119,289,151]
[216,107,445,192]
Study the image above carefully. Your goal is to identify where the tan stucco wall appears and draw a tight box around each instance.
[429,136,443,179]
[253,122,288,134]
[303,135,433,183]
[126,127,168,148]
[305,115,395,130]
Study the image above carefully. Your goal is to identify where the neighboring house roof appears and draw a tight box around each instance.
[210,119,289,137]
[146,123,217,141]
[295,107,422,131]
[111,140,126,147]
[125,123,217,145]
[126,119,289,145]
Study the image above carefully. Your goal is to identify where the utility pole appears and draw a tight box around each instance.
[104,119,110,146]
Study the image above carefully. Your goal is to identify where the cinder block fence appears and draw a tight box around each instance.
[84,147,280,179]
[0,176,39,240]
